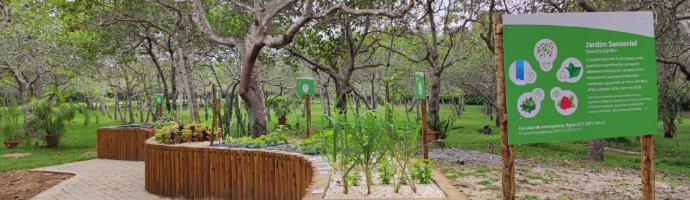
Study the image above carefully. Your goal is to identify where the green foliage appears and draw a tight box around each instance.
[377,161,394,185]
[347,173,362,186]
[225,126,290,148]
[266,95,295,118]
[25,87,96,147]
[427,115,461,139]
[1,103,21,141]
[153,122,218,144]
[412,159,434,184]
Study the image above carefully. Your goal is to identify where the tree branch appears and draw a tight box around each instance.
[657,57,690,80]
[576,0,597,12]
[283,47,338,78]
[190,0,240,47]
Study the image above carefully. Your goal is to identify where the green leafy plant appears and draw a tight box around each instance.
[266,95,294,118]
[25,87,96,147]
[153,122,218,144]
[412,159,434,184]
[377,161,394,185]
[347,172,362,186]
[427,115,461,139]
[520,97,537,113]
[1,102,21,142]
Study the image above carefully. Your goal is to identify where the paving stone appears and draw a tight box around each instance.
[31,159,171,200]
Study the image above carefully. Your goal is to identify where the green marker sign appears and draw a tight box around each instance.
[296,77,315,96]
[153,93,164,105]
[215,87,222,99]
[414,72,425,99]
[503,12,658,144]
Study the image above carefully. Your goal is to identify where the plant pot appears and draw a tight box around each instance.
[278,117,287,125]
[44,135,60,147]
[425,130,440,142]
[3,141,20,149]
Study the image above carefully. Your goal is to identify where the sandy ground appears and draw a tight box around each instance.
[431,149,690,200]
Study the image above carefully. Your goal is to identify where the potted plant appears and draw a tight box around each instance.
[2,101,21,149]
[25,88,94,147]
[426,115,460,141]
[267,96,293,125]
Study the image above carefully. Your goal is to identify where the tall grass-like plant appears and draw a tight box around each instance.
[350,110,389,194]
[1,99,21,142]
[25,87,96,147]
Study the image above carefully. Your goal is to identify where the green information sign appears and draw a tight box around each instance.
[503,12,658,144]
[153,93,164,105]
[414,72,425,99]
[296,77,315,96]
[215,87,222,99]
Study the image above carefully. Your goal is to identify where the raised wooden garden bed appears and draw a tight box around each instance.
[97,125,155,161]
[144,140,316,200]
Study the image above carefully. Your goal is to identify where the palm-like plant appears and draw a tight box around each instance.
[25,87,95,147]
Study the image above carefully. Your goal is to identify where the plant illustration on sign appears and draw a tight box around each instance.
[520,97,537,113]
[565,62,581,78]
[534,39,558,71]
[536,41,555,59]
[557,96,576,110]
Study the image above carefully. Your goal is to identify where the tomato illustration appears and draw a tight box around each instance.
[559,96,573,110]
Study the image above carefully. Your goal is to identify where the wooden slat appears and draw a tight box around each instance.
[143,141,319,200]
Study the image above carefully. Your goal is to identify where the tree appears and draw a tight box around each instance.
[382,0,480,120]
[187,0,414,137]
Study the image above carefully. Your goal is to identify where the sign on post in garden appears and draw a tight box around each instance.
[296,77,315,96]
[503,12,658,144]
[153,93,164,105]
[414,72,425,99]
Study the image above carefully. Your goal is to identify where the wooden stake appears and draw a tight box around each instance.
[641,135,654,200]
[421,98,428,159]
[306,95,312,137]
[493,12,515,200]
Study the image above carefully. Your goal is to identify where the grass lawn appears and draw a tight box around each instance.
[2,100,690,177]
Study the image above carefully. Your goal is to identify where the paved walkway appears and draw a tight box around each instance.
[31,159,170,200]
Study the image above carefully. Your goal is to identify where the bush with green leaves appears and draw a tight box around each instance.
[412,159,434,184]
[25,87,96,147]
[153,122,218,144]
[225,126,290,148]
[377,161,394,185]
[266,95,295,118]
[1,103,21,142]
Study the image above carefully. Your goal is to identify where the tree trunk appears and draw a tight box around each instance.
[334,80,348,113]
[663,118,676,138]
[586,139,605,162]
[177,42,200,122]
[371,74,377,110]
[239,53,267,137]
[428,70,442,120]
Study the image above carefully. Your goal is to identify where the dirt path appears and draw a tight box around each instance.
[431,148,690,200]
[0,170,74,200]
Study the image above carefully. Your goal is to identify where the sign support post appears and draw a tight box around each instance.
[493,13,515,200]
[297,77,315,137]
[641,135,654,200]
[305,95,312,137]
[414,72,428,159]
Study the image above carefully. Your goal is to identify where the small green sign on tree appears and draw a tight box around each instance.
[414,72,425,99]
[153,93,164,105]
[296,77,315,96]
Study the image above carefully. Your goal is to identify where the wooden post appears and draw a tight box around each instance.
[421,98,428,159]
[305,95,312,137]
[493,12,515,200]
[641,135,654,200]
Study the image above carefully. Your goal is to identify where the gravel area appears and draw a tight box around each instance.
[429,148,525,166]
[323,171,446,199]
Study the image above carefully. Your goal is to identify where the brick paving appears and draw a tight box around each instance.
[31,159,170,200]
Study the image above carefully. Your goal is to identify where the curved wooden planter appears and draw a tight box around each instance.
[97,126,155,161]
[144,140,316,200]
